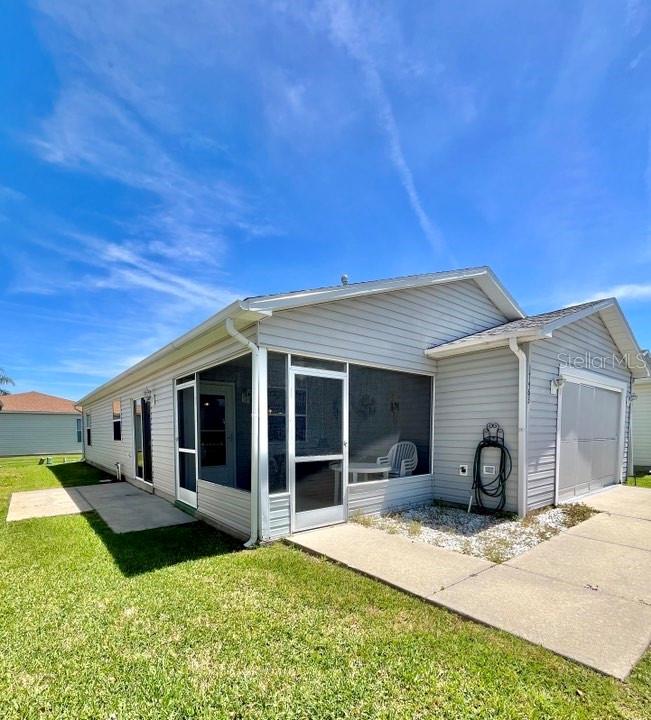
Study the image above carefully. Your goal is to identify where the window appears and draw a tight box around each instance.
[76,417,82,443]
[348,365,432,478]
[86,413,92,446]
[112,399,122,441]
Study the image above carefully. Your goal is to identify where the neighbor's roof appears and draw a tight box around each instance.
[425,298,650,379]
[0,391,80,414]
[79,266,523,405]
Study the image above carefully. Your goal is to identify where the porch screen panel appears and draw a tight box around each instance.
[349,365,431,477]
[197,353,252,492]
[295,375,342,457]
[267,352,288,494]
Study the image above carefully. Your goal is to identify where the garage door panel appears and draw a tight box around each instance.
[560,382,580,441]
[592,439,618,483]
[593,387,620,439]
[558,441,579,493]
[577,385,595,441]
[577,439,593,488]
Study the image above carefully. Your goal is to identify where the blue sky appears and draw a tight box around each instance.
[1,1,651,400]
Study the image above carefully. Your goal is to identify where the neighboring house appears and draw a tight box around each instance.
[79,266,648,544]
[0,391,82,456]
[632,378,651,474]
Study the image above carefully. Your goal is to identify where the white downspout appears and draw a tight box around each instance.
[509,337,528,517]
[225,318,259,548]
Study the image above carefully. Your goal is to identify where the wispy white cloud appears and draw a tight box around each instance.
[574,283,651,305]
[319,0,443,250]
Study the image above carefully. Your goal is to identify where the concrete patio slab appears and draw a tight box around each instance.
[288,523,492,597]
[75,483,196,533]
[289,506,651,679]
[506,532,651,604]
[434,564,651,680]
[7,482,196,534]
[7,487,91,521]
[580,485,651,520]
[565,512,651,552]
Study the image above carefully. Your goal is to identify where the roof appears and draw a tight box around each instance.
[0,391,80,414]
[242,266,524,320]
[79,266,523,405]
[425,298,650,379]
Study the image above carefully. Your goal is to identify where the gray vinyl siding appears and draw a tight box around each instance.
[632,381,651,468]
[526,314,632,509]
[196,481,250,538]
[268,494,291,539]
[257,279,508,373]
[83,328,257,537]
[0,413,82,456]
[347,475,435,516]
[433,347,519,512]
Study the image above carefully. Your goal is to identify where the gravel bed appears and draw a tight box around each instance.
[356,502,592,563]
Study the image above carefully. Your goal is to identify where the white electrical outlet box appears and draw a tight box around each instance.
[459,464,468,476]
[483,465,496,476]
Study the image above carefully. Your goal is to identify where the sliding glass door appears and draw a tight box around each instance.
[134,398,153,483]
[176,379,198,507]
[290,366,348,532]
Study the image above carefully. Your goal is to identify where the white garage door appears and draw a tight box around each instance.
[558,377,624,502]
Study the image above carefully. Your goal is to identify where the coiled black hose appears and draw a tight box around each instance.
[472,430,512,513]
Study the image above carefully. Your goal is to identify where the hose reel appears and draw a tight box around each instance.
[467,422,512,513]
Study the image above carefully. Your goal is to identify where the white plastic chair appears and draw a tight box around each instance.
[377,441,418,477]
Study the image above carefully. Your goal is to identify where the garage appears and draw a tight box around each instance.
[557,369,627,502]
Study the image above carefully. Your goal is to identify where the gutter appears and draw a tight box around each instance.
[425,331,543,360]
[225,318,259,548]
[508,337,528,517]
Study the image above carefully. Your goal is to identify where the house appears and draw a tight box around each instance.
[632,377,651,474]
[78,267,648,544]
[0,391,82,456]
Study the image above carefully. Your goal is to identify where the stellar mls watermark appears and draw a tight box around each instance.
[558,351,648,371]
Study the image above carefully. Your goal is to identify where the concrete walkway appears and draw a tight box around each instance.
[7,482,196,533]
[288,486,651,680]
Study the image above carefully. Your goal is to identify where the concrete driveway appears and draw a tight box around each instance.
[290,485,651,680]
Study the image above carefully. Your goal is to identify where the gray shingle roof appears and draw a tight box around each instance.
[427,299,611,351]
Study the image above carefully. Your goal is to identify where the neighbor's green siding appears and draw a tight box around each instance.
[0,413,81,456]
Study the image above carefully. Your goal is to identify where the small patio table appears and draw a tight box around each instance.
[332,462,390,484]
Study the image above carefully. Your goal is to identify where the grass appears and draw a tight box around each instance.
[0,454,83,469]
[561,503,599,527]
[628,475,651,489]
[0,461,650,719]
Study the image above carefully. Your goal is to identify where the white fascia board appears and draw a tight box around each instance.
[597,301,650,379]
[78,302,269,406]
[473,268,525,320]
[424,330,542,359]
[242,267,525,319]
[538,298,648,379]
[539,299,615,334]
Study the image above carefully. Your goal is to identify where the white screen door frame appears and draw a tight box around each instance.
[289,365,348,532]
[175,377,199,508]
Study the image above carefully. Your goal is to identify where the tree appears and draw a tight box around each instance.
[0,368,14,396]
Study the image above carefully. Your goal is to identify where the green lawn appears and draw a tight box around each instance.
[628,475,651,489]
[1,460,649,719]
